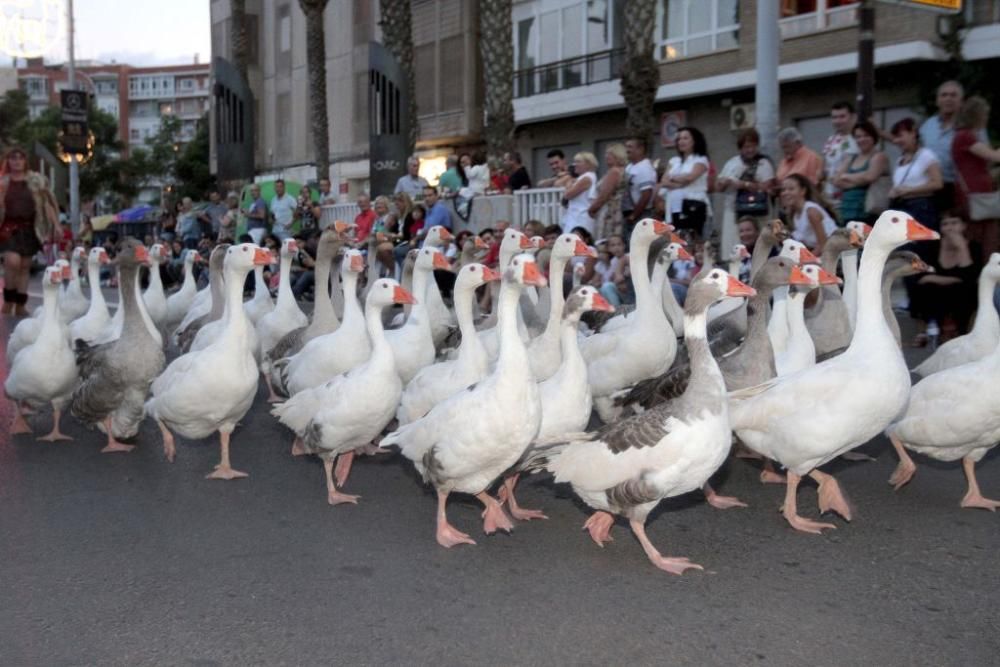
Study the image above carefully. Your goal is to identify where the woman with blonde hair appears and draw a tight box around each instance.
[953,95,1000,260]
[589,143,628,239]
[561,151,599,236]
[0,146,58,315]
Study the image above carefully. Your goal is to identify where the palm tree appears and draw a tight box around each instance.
[379,0,418,156]
[479,0,514,157]
[620,0,658,142]
[230,0,249,82]
[298,0,331,181]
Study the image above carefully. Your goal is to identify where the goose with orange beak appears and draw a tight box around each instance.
[775,263,842,377]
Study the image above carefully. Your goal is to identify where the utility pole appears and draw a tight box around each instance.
[856,0,875,122]
[67,0,80,235]
[755,0,780,161]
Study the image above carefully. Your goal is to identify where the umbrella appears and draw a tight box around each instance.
[115,205,156,223]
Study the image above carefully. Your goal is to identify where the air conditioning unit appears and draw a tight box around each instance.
[730,104,756,131]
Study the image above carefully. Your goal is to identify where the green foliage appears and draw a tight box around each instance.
[173,117,216,200]
[0,89,31,147]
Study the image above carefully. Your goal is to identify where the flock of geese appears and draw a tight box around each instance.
[5,209,1000,574]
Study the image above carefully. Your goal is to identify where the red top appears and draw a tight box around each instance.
[953,129,996,215]
[354,209,377,243]
[482,241,500,268]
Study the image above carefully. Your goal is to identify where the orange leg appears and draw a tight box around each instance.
[887,433,917,490]
[960,457,1000,511]
[323,457,359,505]
[436,490,475,548]
[629,518,704,575]
[497,474,548,521]
[781,472,836,534]
[100,416,134,453]
[37,404,72,442]
[205,431,247,480]
[477,491,514,535]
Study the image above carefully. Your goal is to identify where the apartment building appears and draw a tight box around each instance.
[209,0,484,195]
[512,0,1000,179]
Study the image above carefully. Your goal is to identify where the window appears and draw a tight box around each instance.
[414,42,435,115]
[439,35,464,111]
[276,92,291,153]
[780,0,858,38]
[658,0,740,60]
[276,4,292,74]
[130,129,140,141]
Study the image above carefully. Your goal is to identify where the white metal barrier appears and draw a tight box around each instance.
[320,203,361,228]
[513,187,564,228]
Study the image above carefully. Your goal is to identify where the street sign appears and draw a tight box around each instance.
[876,0,961,13]
[60,89,89,155]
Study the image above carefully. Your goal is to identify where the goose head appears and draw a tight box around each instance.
[423,225,454,249]
[868,209,938,249]
[367,278,417,308]
[317,227,345,262]
[886,250,933,278]
[505,253,547,288]
[225,243,273,275]
[685,268,756,315]
[52,259,71,282]
[209,243,230,273]
[846,220,874,247]
[415,247,451,274]
[499,229,534,269]
[71,246,87,265]
[822,228,856,256]
[279,237,299,259]
[88,246,111,267]
[659,242,693,266]
[790,263,841,290]
[983,252,1000,283]
[552,233,597,261]
[455,262,501,292]
[732,244,751,261]
[754,256,801,295]
[43,265,64,289]
[116,238,149,267]
[331,220,352,238]
[526,236,546,255]
[779,239,820,265]
[149,243,170,264]
[564,285,614,321]
[341,248,366,276]
[629,218,673,248]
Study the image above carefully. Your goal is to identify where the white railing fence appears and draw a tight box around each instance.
[513,187,564,228]
[320,203,361,229]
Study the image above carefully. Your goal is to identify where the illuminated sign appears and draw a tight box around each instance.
[0,0,64,58]
[877,0,962,13]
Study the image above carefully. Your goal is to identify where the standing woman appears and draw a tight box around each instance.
[888,117,943,231]
[0,147,57,316]
[560,152,599,237]
[833,120,888,222]
[659,126,711,234]
[588,143,627,240]
[952,96,1000,261]
[781,173,837,255]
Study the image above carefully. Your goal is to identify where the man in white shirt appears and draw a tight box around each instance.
[822,101,858,213]
[394,156,429,198]
[623,137,657,238]
[269,178,298,240]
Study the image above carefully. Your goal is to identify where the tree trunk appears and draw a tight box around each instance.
[230,0,249,83]
[620,0,658,143]
[299,0,331,181]
[479,0,515,157]
[379,0,418,156]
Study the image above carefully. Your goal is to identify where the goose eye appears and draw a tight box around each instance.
[470,266,477,272]
[891,216,900,223]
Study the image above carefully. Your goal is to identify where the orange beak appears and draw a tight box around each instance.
[788,265,812,286]
[671,232,686,246]
[474,236,489,250]
[437,228,454,242]
[134,245,149,263]
[726,274,756,298]
[99,250,110,265]
[350,254,365,272]
[574,239,596,257]
[848,229,864,248]
[798,246,820,264]
[252,247,273,266]
[857,222,874,238]
[61,264,72,280]
[393,285,417,305]
[816,267,842,285]
[333,220,350,234]
[432,252,452,271]
[518,234,533,249]
[590,292,615,312]
[48,270,62,285]
[521,260,547,287]
[652,220,673,236]
[906,217,939,241]
[482,266,502,282]
[676,246,694,261]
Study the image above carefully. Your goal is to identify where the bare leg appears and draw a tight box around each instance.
[497,474,548,521]
[582,511,615,547]
[101,416,134,453]
[888,433,917,490]
[960,457,1000,511]
[156,419,176,462]
[809,469,852,521]
[781,472,836,534]
[760,459,786,485]
[436,489,475,548]
[477,491,514,535]
[334,450,355,487]
[629,518,704,575]
[263,372,283,404]
[703,483,747,509]
[291,436,306,456]
[205,431,248,480]
[37,404,72,442]
[10,403,32,435]
[323,458,359,505]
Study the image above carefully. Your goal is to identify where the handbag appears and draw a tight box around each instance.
[677,198,708,230]
[955,160,1000,221]
[864,175,892,216]
[735,158,770,216]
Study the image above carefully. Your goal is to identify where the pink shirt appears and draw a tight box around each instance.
[354,209,376,243]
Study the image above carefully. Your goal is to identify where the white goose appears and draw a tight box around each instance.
[163,249,204,333]
[729,210,939,533]
[418,225,458,348]
[59,247,90,323]
[243,264,275,325]
[473,229,534,357]
[172,245,226,350]
[912,253,1000,377]
[258,238,309,401]
[277,249,369,398]
[5,265,78,441]
[385,247,451,384]
[146,243,273,478]
[579,219,675,423]
[775,264,841,377]
[396,262,501,426]
[142,243,170,329]
[69,247,112,345]
[767,239,820,360]
[804,227,864,359]
[596,240,691,335]
[382,254,546,547]
[842,220,873,331]
[272,278,416,503]
[527,233,596,381]
[6,262,72,363]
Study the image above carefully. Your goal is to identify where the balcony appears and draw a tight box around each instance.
[514,48,624,99]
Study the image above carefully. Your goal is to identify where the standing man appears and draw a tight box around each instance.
[822,101,858,214]
[623,137,657,237]
[919,80,985,211]
[394,156,429,198]
[537,149,573,188]
[317,177,337,205]
[269,178,297,241]
[422,186,452,231]
[353,193,377,244]
[503,151,532,192]
[245,183,269,244]
[203,190,228,238]
[437,155,463,195]
[775,127,824,188]
[177,197,201,250]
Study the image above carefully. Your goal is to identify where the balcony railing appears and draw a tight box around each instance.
[514,48,624,99]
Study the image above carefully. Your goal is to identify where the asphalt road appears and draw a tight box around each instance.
[2,300,999,666]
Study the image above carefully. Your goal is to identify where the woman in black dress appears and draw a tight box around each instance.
[0,147,58,316]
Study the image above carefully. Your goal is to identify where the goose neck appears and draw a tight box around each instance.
[631,240,654,313]
[40,281,60,328]
[87,260,106,307]
[311,254,336,323]
[208,265,226,318]
[407,267,429,325]
[221,266,251,339]
[119,265,144,330]
[340,270,362,323]
[365,301,390,357]
[497,281,527,370]
[277,252,294,304]
[543,255,570,331]
[973,272,1000,334]
[851,242,893,347]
